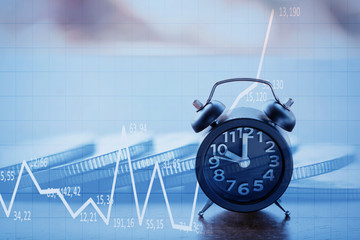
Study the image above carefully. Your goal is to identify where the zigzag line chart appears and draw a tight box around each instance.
[0,9,275,232]
[0,126,200,231]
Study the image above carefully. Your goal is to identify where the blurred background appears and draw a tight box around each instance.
[0,0,360,239]
[0,0,360,143]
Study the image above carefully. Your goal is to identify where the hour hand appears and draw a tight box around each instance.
[223,150,242,161]
[219,149,250,168]
[223,150,250,168]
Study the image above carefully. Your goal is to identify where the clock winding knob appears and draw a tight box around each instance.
[193,99,204,111]
[284,98,294,109]
[264,99,296,132]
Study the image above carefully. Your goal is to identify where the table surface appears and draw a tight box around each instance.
[1,189,359,240]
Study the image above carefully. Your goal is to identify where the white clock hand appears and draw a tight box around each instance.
[211,154,242,165]
[239,134,250,168]
[212,138,251,167]
[241,134,248,159]
[218,146,250,168]
[223,150,242,161]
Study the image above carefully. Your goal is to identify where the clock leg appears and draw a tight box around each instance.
[198,199,214,217]
[275,200,290,218]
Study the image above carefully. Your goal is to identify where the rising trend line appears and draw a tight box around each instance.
[0,10,274,231]
[228,9,275,115]
[0,126,199,231]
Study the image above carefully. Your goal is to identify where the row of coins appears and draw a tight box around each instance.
[0,134,355,195]
[17,139,155,191]
[63,143,355,192]
[111,143,356,190]
[0,143,96,176]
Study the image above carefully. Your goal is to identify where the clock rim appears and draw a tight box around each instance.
[195,118,293,212]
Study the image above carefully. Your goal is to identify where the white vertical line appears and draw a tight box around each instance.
[105,139,123,224]
[257,9,274,79]
[125,136,142,225]
[6,161,26,217]
[228,9,275,115]
[156,163,176,227]
[139,164,157,224]
[188,183,199,228]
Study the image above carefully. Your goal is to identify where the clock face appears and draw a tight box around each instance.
[196,118,293,212]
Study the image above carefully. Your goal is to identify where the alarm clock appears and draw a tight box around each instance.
[191,78,296,216]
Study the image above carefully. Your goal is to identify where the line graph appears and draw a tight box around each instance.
[126,139,199,231]
[0,130,123,225]
[0,9,274,232]
[0,126,199,231]
[228,9,275,114]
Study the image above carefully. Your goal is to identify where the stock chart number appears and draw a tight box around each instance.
[46,190,57,199]
[145,219,164,231]
[79,212,97,223]
[246,91,267,103]
[279,7,301,17]
[263,80,284,90]
[29,157,48,170]
[192,221,204,234]
[60,186,81,198]
[113,218,135,229]
[0,170,15,183]
[129,122,148,134]
[13,210,31,222]
[96,194,112,206]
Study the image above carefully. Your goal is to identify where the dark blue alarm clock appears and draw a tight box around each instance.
[191,78,296,217]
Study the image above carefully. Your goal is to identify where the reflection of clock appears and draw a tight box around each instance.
[191,78,296,216]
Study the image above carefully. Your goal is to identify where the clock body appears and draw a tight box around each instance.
[195,109,293,212]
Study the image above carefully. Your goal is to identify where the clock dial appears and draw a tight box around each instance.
[203,126,283,203]
[196,118,292,212]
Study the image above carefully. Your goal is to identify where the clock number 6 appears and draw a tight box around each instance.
[227,180,263,194]
[238,183,250,195]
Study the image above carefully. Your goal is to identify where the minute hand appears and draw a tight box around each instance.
[238,134,250,168]
[241,134,249,159]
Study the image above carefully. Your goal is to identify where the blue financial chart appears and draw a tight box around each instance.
[0,0,360,239]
